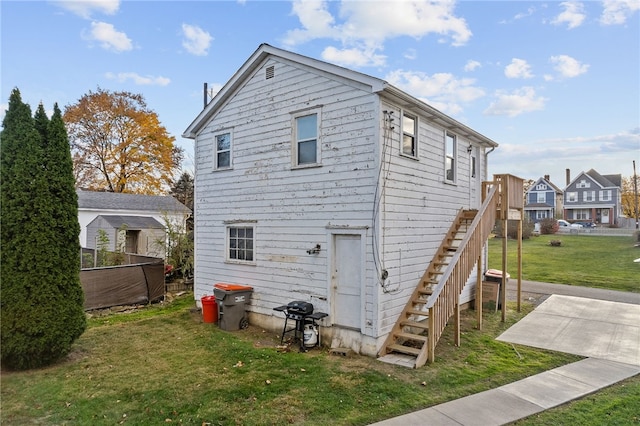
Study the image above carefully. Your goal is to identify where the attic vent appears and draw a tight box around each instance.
[265,65,275,80]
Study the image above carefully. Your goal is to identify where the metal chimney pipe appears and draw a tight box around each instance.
[204,82,208,108]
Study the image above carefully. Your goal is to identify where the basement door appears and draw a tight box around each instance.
[331,234,363,330]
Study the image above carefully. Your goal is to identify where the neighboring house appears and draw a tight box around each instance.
[183,44,520,366]
[524,175,564,222]
[86,215,167,258]
[78,189,191,256]
[563,169,622,225]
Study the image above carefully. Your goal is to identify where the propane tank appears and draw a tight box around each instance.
[303,324,318,347]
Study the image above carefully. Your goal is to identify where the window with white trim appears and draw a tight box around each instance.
[583,191,595,202]
[567,192,578,202]
[600,190,612,201]
[575,209,590,220]
[214,132,232,169]
[536,211,548,219]
[471,154,476,178]
[537,192,546,203]
[577,179,590,188]
[401,112,417,158]
[292,109,320,167]
[445,132,456,183]
[227,225,254,263]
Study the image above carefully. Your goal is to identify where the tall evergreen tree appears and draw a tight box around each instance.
[1,89,86,370]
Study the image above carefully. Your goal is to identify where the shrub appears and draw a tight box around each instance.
[539,218,559,235]
[1,92,86,370]
[494,219,535,240]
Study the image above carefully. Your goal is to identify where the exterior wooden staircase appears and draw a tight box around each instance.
[378,177,511,368]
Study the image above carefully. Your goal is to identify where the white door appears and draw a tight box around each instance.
[332,234,362,330]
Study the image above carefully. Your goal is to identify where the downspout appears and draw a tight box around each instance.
[484,146,496,182]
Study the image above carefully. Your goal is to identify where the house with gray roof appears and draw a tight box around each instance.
[563,169,622,225]
[78,189,190,256]
[524,175,564,222]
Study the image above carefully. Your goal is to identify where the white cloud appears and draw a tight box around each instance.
[181,24,213,56]
[321,45,386,67]
[484,87,547,117]
[83,21,132,52]
[54,0,120,19]
[464,60,481,72]
[386,69,485,115]
[505,58,534,79]
[282,0,472,67]
[549,55,589,78]
[600,0,640,25]
[404,48,417,60]
[206,83,224,99]
[0,103,7,123]
[551,2,586,29]
[490,128,640,180]
[105,72,170,86]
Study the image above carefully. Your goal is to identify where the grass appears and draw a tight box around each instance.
[488,234,639,293]
[1,296,580,425]
[2,235,638,425]
[513,375,640,425]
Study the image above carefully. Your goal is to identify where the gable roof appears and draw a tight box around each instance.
[529,176,563,194]
[78,189,190,214]
[183,43,499,148]
[568,169,622,189]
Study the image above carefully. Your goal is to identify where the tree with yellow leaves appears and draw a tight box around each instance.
[64,88,183,194]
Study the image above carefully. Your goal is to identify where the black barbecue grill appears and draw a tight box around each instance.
[273,301,328,351]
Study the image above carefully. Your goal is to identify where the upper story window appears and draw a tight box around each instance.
[537,192,546,203]
[227,225,254,264]
[577,179,590,188]
[401,113,417,158]
[600,190,612,201]
[292,109,320,167]
[214,131,232,170]
[567,192,578,202]
[583,191,595,202]
[445,132,456,183]
[536,184,547,190]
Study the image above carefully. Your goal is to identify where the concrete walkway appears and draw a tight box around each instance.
[371,282,640,426]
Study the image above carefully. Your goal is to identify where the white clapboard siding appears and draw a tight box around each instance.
[191,46,493,345]
[194,57,379,324]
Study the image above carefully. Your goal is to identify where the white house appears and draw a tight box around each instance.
[78,189,190,257]
[183,44,518,366]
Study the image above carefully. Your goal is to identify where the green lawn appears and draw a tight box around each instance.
[2,235,638,425]
[488,234,639,293]
[1,296,580,425]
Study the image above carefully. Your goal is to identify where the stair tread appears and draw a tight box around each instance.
[395,332,428,342]
[388,344,422,356]
[407,309,429,316]
[401,320,429,329]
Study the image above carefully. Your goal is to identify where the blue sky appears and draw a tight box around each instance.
[2,0,639,185]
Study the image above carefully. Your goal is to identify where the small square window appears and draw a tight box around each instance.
[227,225,254,263]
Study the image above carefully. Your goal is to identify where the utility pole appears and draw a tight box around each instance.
[634,160,639,229]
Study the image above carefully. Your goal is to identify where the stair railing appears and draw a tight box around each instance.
[424,183,500,363]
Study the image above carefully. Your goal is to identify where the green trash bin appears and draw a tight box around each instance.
[213,283,253,331]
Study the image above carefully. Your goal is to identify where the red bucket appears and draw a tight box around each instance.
[201,295,218,324]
